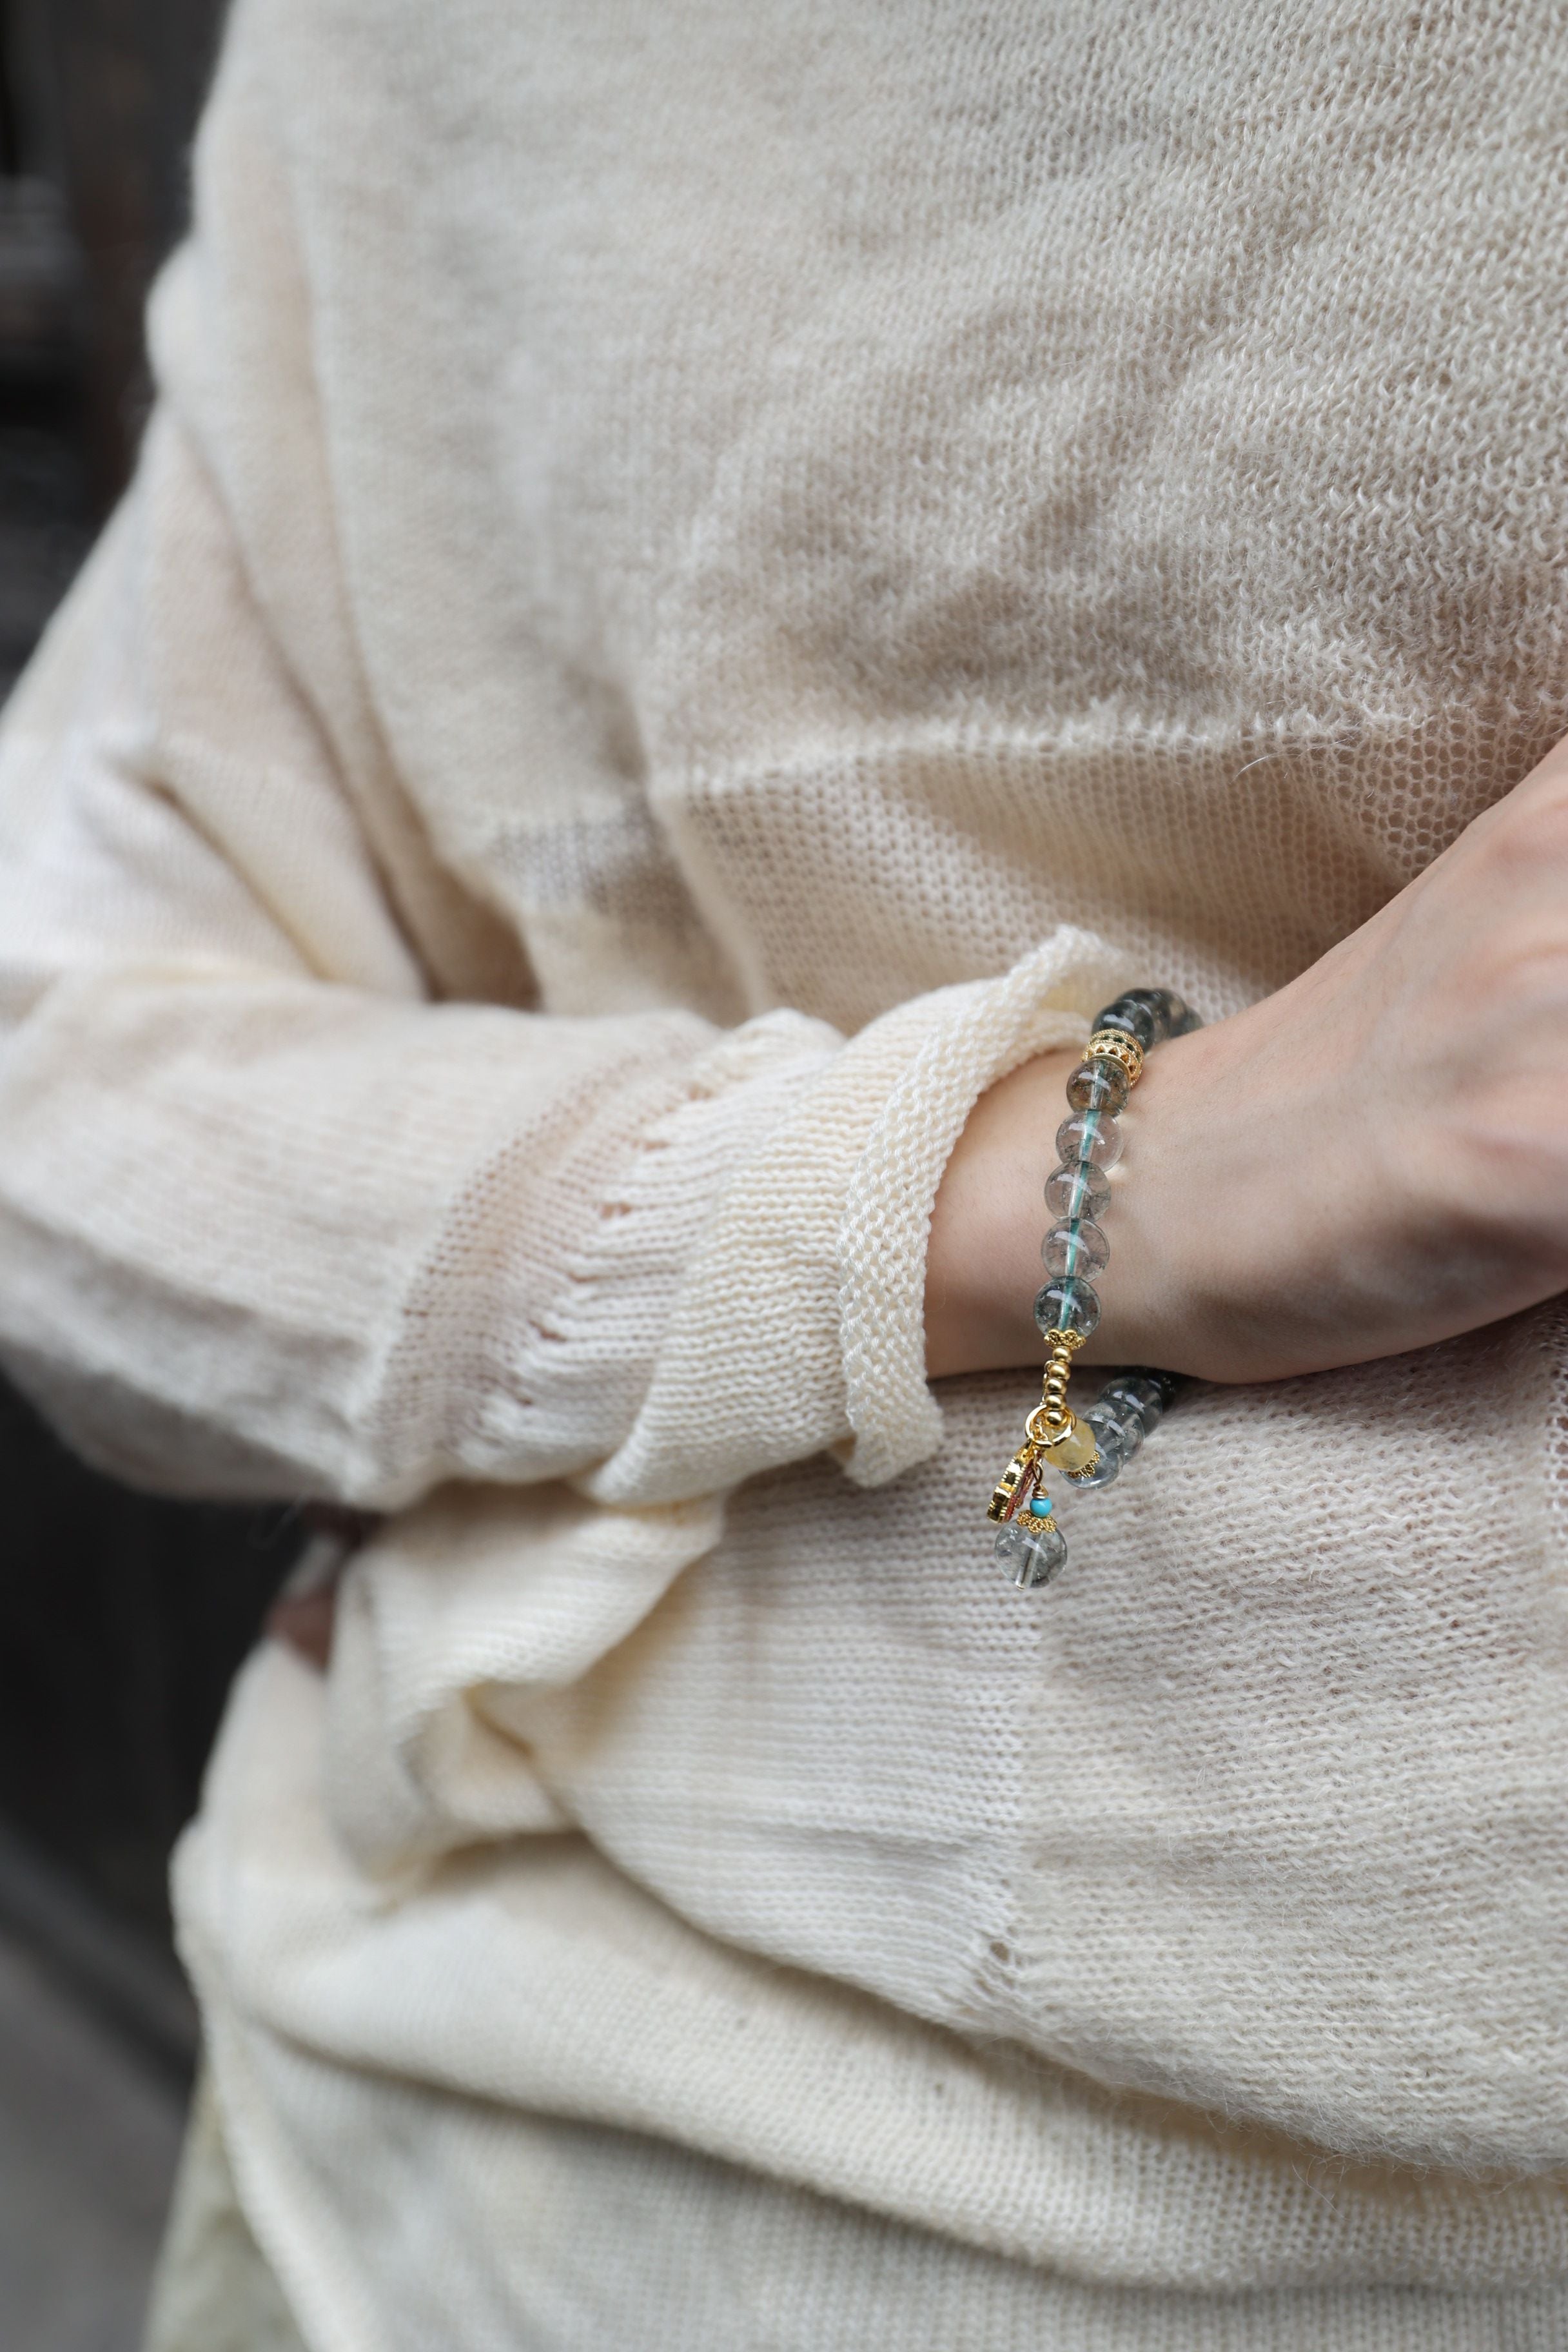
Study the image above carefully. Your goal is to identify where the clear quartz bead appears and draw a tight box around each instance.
[1035,1276,1101,1340]
[1055,1108,1124,1171]
[1078,1407,1126,1487]
[995,1517,1068,1589]
[1041,1219,1110,1279]
[1044,1161,1111,1222]
[1065,1055,1130,1115]
[1101,1378,1162,1438]
[1103,1405,1144,1457]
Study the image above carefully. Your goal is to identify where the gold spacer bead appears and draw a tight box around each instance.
[1087,1029,1144,1084]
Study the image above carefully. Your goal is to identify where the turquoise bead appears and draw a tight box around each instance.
[1028,1494,1054,1518]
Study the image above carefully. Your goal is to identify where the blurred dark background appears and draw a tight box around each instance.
[1,3,306,2342]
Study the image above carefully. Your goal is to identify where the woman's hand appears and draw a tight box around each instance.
[928,735,1568,1385]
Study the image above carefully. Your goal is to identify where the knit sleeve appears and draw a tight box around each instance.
[0,400,1129,1511]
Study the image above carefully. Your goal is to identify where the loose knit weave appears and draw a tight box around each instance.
[2,1,1567,2344]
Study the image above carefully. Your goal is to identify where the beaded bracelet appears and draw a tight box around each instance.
[986,987,1198,1590]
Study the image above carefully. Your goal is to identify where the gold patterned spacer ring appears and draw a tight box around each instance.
[1087,1029,1144,1083]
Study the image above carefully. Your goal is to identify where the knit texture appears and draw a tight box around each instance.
[1,0,1567,2342]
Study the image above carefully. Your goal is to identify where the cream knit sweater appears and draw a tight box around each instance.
[2,1,1567,2343]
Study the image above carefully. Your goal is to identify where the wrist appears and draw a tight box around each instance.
[923,1026,1211,1384]
[1072,1025,1205,1373]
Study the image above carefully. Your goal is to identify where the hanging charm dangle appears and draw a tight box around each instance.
[985,986,1197,1593]
[986,1443,1042,1524]
[985,1338,1092,1589]
[989,1439,1068,1588]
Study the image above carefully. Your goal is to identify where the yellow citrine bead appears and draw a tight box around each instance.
[1038,1417,1099,1475]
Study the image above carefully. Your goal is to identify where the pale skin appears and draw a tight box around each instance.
[926,734,1568,1386]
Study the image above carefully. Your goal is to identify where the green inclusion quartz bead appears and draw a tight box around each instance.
[995,1517,1068,1589]
[1034,1276,1101,1340]
[1065,1055,1130,1115]
[1121,988,1190,1043]
[1055,1108,1124,1171]
[1044,1161,1111,1222]
[1093,996,1159,1051]
[1041,1218,1109,1279]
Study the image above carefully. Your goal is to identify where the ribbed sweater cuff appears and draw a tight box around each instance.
[580,926,1134,1507]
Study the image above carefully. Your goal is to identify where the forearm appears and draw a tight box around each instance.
[930,738,1568,1392]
